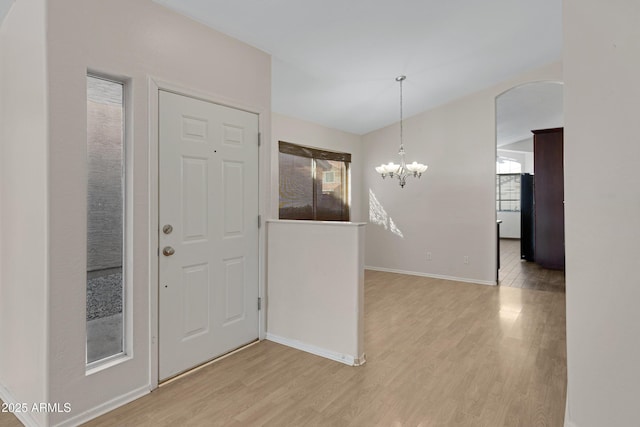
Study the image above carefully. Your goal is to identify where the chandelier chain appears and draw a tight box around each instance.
[399,77,404,152]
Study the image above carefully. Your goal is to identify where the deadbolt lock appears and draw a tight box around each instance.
[162,224,173,234]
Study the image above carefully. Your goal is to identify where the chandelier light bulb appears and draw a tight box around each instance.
[383,162,400,175]
[406,161,420,172]
[406,161,428,174]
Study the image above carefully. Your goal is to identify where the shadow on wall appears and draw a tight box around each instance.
[369,189,404,238]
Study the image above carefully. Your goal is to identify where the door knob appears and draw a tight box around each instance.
[162,246,175,256]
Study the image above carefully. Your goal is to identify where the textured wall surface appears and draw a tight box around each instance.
[46,0,271,424]
[0,0,49,425]
[564,0,640,425]
[362,62,562,285]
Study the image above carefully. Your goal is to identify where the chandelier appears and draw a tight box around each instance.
[375,75,428,188]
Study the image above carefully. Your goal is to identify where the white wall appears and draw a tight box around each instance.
[497,149,525,169]
[524,151,534,174]
[363,62,562,285]
[0,1,49,426]
[0,0,15,25]
[266,220,365,365]
[0,7,3,411]
[498,137,534,155]
[46,0,270,425]
[271,113,364,221]
[564,1,640,426]
[497,148,533,174]
[497,212,520,239]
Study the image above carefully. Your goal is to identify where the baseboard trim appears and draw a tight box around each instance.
[266,333,365,367]
[52,385,149,427]
[365,266,496,286]
[0,383,42,427]
[564,395,576,427]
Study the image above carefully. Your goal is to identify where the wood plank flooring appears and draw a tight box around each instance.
[0,401,21,427]
[1,270,567,426]
[499,239,565,292]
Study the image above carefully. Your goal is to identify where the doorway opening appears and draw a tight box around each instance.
[495,81,565,291]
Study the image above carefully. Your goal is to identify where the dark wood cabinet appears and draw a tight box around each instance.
[520,173,535,261]
[533,128,565,270]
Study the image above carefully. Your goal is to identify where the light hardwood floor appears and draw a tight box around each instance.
[0,401,20,427]
[499,239,565,292]
[1,270,566,426]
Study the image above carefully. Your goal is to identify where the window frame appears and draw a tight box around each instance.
[85,73,129,371]
[278,141,351,222]
[496,173,521,212]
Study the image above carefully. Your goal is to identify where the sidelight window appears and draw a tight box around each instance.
[86,75,126,366]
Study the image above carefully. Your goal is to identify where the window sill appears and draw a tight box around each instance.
[86,352,132,376]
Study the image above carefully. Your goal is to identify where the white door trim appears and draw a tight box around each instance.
[148,77,268,390]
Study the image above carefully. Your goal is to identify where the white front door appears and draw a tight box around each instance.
[158,90,259,381]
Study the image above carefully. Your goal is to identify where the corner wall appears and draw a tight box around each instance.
[46,0,270,425]
[363,62,562,284]
[266,221,365,365]
[0,0,49,426]
[563,1,640,426]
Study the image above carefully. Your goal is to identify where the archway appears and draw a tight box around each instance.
[495,81,564,287]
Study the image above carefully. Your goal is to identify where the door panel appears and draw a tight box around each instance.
[159,91,259,381]
[223,256,246,324]
[224,161,245,236]
[182,157,208,240]
[182,263,210,339]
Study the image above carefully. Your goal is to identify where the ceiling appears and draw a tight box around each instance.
[0,1,563,136]
[497,81,564,148]
[153,0,562,135]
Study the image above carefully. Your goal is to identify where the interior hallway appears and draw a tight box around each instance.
[499,238,566,292]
